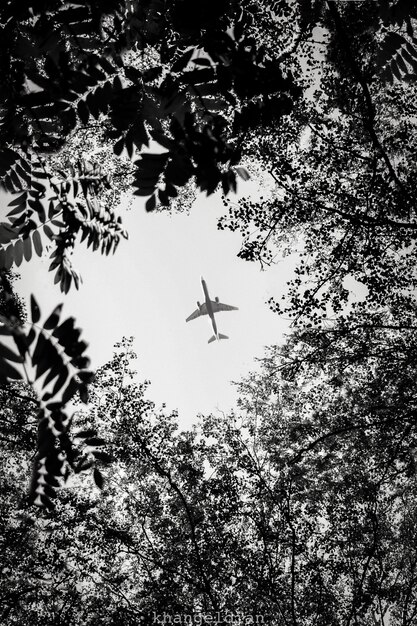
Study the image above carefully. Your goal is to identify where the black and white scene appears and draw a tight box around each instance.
[1,1,417,624]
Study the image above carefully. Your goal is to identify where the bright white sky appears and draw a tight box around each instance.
[16,180,293,429]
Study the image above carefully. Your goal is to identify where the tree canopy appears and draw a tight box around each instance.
[3,335,417,624]
[1,0,417,624]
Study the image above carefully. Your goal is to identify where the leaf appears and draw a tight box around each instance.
[62,377,79,404]
[48,200,58,219]
[0,343,24,363]
[84,437,107,447]
[234,19,244,42]
[43,304,63,330]
[6,204,26,219]
[13,239,24,266]
[401,46,417,69]
[113,75,123,91]
[52,317,76,345]
[0,224,17,245]
[43,474,60,488]
[142,66,162,83]
[42,352,64,387]
[79,383,89,403]
[86,91,100,119]
[43,224,54,240]
[45,400,62,412]
[8,192,27,207]
[32,169,48,180]
[32,332,46,366]
[92,450,112,464]
[0,356,23,380]
[19,90,52,107]
[32,230,43,256]
[26,327,36,346]
[31,180,46,194]
[165,183,178,198]
[396,51,409,74]
[9,168,23,190]
[391,58,402,81]
[98,57,115,74]
[52,367,69,396]
[124,66,142,82]
[93,468,104,489]
[51,219,65,228]
[74,459,94,473]
[35,339,58,380]
[9,213,27,230]
[158,189,170,206]
[236,167,250,181]
[4,244,14,270]
[134,187,157,196]
[171,48,195,73]
[28,198,46,222]
[192,58,212,67]
[70,340,88,362]
[146,194,157,211]
[132,120,149,150]
[149,130,174,151]
[30,295,41,323]
[78,370,95,384]
[62,271,72,294]
[75,429,97,439]
[13,332,29,357]
[181,67,215,85]
[113,137,125,156]
[19,157,31,174]
[77,98,89,124]
[23,236,32,262]
[406,41,417,60]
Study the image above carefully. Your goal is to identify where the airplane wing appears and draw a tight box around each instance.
[211,301,239,313]
[186,303,207,322]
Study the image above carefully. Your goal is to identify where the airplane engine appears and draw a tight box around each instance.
[197,301,201,309]
[215,297,219,302]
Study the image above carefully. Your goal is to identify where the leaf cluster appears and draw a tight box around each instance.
[0,285,101,508]
[3,332,417,624]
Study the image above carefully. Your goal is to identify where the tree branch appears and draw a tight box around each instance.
[326,1,411,200]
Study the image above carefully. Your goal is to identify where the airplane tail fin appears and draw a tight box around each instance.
[208,334,228,344]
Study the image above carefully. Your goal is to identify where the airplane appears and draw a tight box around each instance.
[186,276,238,344]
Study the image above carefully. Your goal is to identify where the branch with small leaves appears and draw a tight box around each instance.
[0,156,128,293]
[0,293,109,508]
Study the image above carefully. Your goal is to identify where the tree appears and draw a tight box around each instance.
[234,313,417,625]
[2,0,417,309]
[2,3,417,622]
[3,335,417,624]
[0,272,99,507]
[0,0,298,284]
[219,1,417,327]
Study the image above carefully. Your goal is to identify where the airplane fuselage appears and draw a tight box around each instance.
[201,277,218,337]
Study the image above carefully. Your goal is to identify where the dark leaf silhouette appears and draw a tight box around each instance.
[93,467,104,489]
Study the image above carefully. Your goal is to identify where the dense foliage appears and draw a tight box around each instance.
[1,1,417,624]
[2,335,417,625]
[0,0,299,286]
[220,1,417,326]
